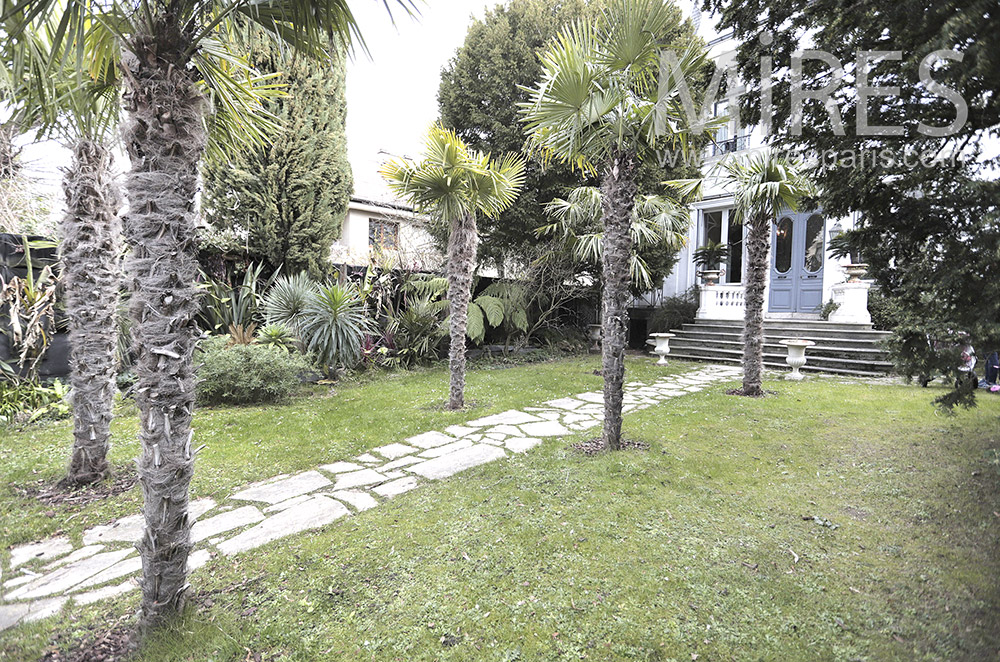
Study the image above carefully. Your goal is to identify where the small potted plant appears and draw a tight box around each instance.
[693,241,728,286]
[828,232,867,282]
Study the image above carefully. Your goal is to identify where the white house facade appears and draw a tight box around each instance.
[644,4,872,326]
[330,196,444,273]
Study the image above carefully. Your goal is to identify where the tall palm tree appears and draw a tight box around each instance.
[520,0,715,450]
[5,0,415,634]
[382,126,525,409]
[1,16,123,486]
[721,152,814,396]
[668,151,815,396]
[540,186,690,291]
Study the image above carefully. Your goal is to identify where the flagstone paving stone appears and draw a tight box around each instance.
[505,437,543,454]
[379,456,423,471]
[332,469,387,491]
[42,545,104,572]
[408,444,508,480]
[318,461,363,474]
[217,496,349,556]
[330,490,378,512]
[373,477,419,498]
[191,506,265,543]
[465,410,541,427]
[520,421,570,437]
[405,431,455,449]
[418,439,474,459]
[230,472,330,505]
[0,364,741,631]
[9,538,73,569]
[544,397,586,410]
[6,549,134,601]
[373,443,419,460]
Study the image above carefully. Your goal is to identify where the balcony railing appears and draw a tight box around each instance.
[706,135,751,158]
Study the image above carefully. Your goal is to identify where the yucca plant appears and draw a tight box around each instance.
[263,271,319,334]
[298,283,373,373]
[256,323,298,353]
[226,322,258,346]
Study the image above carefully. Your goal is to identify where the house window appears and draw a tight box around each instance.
[368,218,399,249]
[700,208,743,284]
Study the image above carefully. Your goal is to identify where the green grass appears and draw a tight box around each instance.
[2,358,999,661]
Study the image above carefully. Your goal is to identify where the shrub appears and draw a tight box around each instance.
[197,336,308,405]
[648,287,699,333]
[868,288,901,331]
[298,284,373,371]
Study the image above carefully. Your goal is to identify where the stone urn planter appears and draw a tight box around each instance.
[587,324,602,353]
[779,338,815,380]
[843,263,868,283]
[699,269,721,286]
[648,333,676,365]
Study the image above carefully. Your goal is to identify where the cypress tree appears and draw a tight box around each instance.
[203,34,353,279]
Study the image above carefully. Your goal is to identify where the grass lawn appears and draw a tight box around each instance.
[2,356,999,661]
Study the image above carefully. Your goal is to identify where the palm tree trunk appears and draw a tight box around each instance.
[742,217,770,396]
[60,139,121,487]
[446,212,478,410]
[600,150,637,450]
[121,27,206,632]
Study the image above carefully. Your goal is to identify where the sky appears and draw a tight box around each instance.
[345,0,497,200]
[15,0,501,216]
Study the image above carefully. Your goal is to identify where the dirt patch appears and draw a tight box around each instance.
[16,472,138,508]
[726,387,778,398]
[421,399,484,412]
[843,506,870,520]
[571,437,650,456]
[39,624,132,662]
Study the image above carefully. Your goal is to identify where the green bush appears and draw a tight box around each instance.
[648,287,699,333]
[197,336,308,405]
[868,288,901,331]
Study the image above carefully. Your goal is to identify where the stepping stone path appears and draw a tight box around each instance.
[0,365,741,631]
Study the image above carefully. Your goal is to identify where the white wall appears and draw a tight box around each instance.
[330,199,444,272]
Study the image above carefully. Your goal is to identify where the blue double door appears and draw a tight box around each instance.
[769,211,825,314]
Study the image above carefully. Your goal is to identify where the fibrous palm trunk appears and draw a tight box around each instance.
[741,217,770,396]
[121,25,206,632]
[446,212,478,410]
[61,140,121,486]
[599,150,637,450]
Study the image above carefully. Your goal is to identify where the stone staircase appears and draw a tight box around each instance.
[666,319,894,377]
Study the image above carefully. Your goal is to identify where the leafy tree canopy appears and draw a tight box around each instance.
[705,0,1000,407]
[438,0,707,272]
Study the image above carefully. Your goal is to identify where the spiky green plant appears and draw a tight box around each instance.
[298,284,373,372]
[263,271,319,334]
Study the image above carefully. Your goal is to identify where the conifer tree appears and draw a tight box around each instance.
[203,32,353,279]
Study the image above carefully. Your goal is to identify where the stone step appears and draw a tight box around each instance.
[672,328,889,349]
[666,351,890,378]
[665,343,893,375]
[681,323,891,342]
[670,337,891,361]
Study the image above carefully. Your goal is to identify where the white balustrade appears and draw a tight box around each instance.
[696,283,745,320]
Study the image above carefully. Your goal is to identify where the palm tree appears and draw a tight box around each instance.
[540,186,690,291]
[5,0,415,634]
[520,0,715,450]
[2,17,123,486]
[721,152,814,396]
[382,126,525,409]
[668,151,815,396]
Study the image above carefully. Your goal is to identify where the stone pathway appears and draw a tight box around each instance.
[0,364,742,631]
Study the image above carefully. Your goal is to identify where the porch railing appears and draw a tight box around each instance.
[696,283,744,320]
